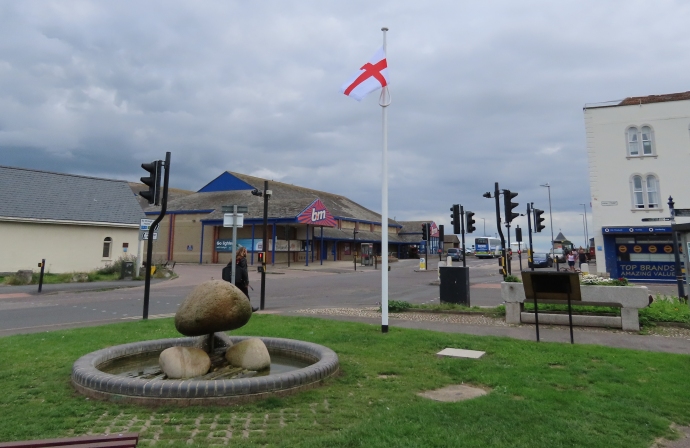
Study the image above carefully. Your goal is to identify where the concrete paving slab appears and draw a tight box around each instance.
[418,384,488,402]
[436,348,485,359]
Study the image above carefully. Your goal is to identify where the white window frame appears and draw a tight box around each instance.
[627,126,639,156]
[626,125,656,158]
[630,173,661,210]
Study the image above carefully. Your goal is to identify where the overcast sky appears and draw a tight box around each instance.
[2,0,690,249]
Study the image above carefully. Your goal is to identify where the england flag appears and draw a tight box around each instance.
[340,47,389,101]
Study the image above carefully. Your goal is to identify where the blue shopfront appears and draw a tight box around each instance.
[602,226,682,282]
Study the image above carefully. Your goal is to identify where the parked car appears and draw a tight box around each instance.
[464,248,474,255]
[529,253,554,268]
[446,248,462,261]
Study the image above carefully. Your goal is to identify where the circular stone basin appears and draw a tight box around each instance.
[72,334,339,406]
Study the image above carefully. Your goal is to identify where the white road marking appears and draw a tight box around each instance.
[121,313,175,321]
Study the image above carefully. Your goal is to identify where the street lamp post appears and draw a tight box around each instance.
[579,203,589,247]
[579,214,586,248]
[540,183,556,270]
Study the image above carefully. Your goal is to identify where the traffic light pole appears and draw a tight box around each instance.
[260,181,268,310]
[143,151,170,320]
[493,183,507,279]
[668,196,686,300]
[425,222,429,267]
[526,202,540,342]
[460,206,466,267]
[505,222,511,275]
[438,225,444,261]
[516,226,522,272]
[527,203,535,272]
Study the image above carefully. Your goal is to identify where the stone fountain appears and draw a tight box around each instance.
[72,280,339,406]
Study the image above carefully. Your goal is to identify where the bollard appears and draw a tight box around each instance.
[37,259,46,293]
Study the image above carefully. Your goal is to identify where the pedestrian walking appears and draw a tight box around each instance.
[567,250,577,272]
[578,248,587,269]
[234,247,258,312]
[222,247,258,312]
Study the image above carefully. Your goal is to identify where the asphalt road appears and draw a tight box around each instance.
[0,257,509,336]
[0,256,675,337]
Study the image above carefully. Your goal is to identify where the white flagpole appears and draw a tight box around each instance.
[380,27,391,333]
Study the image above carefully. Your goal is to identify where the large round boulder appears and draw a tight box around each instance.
[225,338,270,371]
[159,346,211,379]
[175,280,252,336]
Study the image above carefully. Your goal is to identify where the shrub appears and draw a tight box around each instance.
[97,255,137,276]
[5,274,28,285]
[639,295,690,326]
[504,275,521,283]
[387,300,412,313]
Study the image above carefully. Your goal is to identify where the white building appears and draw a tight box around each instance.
[0,166,144,274]
[584,91,690,282]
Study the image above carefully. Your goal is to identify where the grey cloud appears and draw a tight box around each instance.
[1,0,689,247]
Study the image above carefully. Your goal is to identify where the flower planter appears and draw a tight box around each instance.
[501,282,649,331]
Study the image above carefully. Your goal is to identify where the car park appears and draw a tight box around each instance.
[529,253,554,268]
[446,248,462,261]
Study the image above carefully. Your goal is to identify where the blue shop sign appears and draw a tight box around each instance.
[618,262,675,280]
[603,226,670,234]
[215,239,245,252]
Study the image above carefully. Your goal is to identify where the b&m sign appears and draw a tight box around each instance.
[297,199,336,227]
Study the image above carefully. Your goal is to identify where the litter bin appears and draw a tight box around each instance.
[439,266,470,305]
[121,261,134,280]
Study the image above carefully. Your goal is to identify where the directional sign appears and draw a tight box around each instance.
[673,209,690,217]
[222,205,248,213]
[140,218,159,231]
[641,217,672,222]
[139,231,158,241]
[223,213,244,228]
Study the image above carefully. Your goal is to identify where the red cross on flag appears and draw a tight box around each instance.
[340,47,389,101]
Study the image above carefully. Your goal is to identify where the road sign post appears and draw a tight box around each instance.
[222,205,247,284]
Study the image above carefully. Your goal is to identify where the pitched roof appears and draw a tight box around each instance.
[129,183,195,210]
[618,91,690,106]
[153,171,401,225]
[554,232,568,242]
[0,166,144,225]
[397,221,427,234]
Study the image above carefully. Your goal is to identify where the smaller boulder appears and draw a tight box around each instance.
[225,338,270,371]
[159,346,211,379]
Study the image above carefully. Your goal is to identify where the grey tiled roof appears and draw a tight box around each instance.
[129,183,195,210]
[397,221,427,234]
[0,166,144,225]
[153,171,402,226]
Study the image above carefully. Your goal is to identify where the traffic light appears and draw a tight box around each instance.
[465,211,476,234]
[140,161,161,205]
[534,208,546,232]
[438,225,444,247]
[515,226,522,242]
[421,223,428,241]
[503,190,519,223]
[450,204,460,234]
[257,252,266,273]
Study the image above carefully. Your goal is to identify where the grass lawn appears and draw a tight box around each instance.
[1,316,689,447]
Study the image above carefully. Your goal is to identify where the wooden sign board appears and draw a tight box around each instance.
[521,271,582,302]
